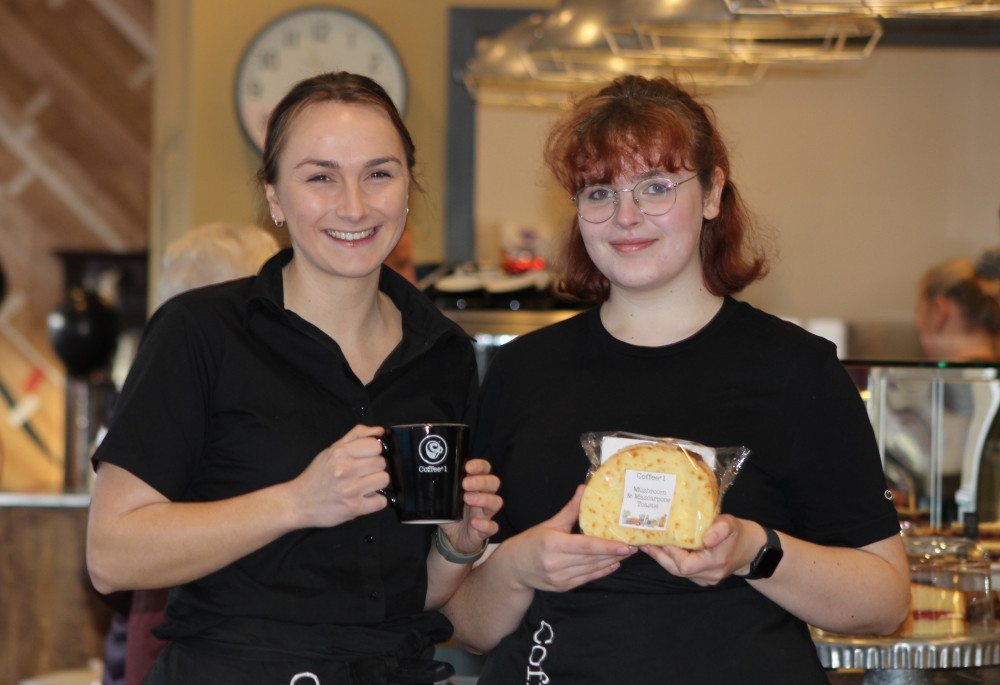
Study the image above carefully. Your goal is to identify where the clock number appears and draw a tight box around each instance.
[282,29,300,49]
[369,53,383,74]
[311,21,331,43]
[260,49,280,71]
[346,30,357,50]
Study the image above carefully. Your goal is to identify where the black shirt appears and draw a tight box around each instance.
[92,248,478,653]
[473,298,899,685]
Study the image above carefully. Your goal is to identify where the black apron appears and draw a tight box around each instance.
[141,611,455,685]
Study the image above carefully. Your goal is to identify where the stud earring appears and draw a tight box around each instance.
[406,208,410,215]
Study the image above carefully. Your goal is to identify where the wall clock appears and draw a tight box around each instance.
[234,7,408,152]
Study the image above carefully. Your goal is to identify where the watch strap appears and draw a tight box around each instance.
[434,526,489,564]
[735,525,782,580]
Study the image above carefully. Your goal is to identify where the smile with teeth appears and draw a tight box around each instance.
[326,228,376,241]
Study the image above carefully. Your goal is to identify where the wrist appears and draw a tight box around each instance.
[734,522,766,576]
[271,480,310,532]
[734,525,783,580]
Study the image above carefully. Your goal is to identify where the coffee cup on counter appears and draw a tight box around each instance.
[378,423,468,523]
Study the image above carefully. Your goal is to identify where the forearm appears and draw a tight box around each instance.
[425,547,473,610]
[88,427,394,594]
[751,533,910,635]
[441,543,536,653]
[87,479,300,593]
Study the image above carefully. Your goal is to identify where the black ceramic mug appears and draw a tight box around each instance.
[378,423,468,524]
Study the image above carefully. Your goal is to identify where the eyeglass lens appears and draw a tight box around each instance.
[575,177,686,223]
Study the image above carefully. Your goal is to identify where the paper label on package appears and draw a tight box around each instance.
[620,469,675,531]
[600,436,717,470]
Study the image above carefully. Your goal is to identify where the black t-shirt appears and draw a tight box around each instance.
[473,298,900,685]
[92,249,478,656]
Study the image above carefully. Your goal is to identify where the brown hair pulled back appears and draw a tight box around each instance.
[921,250,1000,335]
[544,75,768,302]
[257,71,416,189]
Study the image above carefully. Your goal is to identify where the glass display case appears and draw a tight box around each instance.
[844,361,1000,533]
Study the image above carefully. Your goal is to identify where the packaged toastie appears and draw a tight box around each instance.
[578,432,749,549]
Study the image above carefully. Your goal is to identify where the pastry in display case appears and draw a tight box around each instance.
[812,535,1000,683]
[891,537,992,638]
[813,535,994,641]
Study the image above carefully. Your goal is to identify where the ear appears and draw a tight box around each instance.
[928,295,957,332]
[702,167,725,221]
[265,185,284,225]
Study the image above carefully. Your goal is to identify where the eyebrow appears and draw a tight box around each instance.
[294,156,403,171]
[634,169,681,182]
[585,170,679,188]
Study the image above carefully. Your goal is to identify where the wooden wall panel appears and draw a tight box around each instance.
[0,504,111,684]
[0,0,152,491]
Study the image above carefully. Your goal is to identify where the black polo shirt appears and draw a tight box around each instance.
[92,248,478,650]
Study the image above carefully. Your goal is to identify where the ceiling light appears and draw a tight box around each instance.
[463,12,767,108]
[605,0,883,62]
[723,0,1000,16]
[462,0,885,108]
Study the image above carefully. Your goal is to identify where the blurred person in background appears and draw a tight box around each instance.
[912,248,1000,524]
[915,249,1000,363]
[154,222,283,305]
[881,248,1000,535]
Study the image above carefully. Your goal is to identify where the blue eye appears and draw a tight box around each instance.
[642,180,674,197]
[585,187,614,202]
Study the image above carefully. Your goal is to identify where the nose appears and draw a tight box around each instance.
[337,181,368,221]
[613,188,643,226]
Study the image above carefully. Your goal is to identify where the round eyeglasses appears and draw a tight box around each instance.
[573,175,700,224]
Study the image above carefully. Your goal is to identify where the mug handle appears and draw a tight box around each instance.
[376,435,398,506]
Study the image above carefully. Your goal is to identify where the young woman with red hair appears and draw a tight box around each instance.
[442,75,909,684]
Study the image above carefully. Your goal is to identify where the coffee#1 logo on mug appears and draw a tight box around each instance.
[379,423,469,523]
[418,435,449,469]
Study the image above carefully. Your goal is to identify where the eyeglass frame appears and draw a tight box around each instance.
[572,174,701,224]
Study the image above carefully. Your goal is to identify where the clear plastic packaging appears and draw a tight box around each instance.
[578,431,749,549]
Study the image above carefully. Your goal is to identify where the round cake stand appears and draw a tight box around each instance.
[813,631,1000,684]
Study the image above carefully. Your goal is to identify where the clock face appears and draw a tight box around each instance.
[234,7,408,152]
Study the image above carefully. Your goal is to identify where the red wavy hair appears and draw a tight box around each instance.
[545,75,769,303]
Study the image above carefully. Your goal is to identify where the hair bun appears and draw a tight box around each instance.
[975,249,1000,280]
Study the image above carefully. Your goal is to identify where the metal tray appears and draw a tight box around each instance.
[813,631,1000,670]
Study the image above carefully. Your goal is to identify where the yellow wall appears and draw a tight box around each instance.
[474,48,1000,324]
[152,0,556,276]
[153,2,1000,327]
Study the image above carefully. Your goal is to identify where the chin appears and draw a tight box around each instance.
[608,272,673,293]
[318,254,384,279]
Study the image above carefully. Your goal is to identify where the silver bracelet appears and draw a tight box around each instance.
[434,526,489,564]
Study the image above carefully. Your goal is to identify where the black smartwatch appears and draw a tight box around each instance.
[736,526,783,580]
